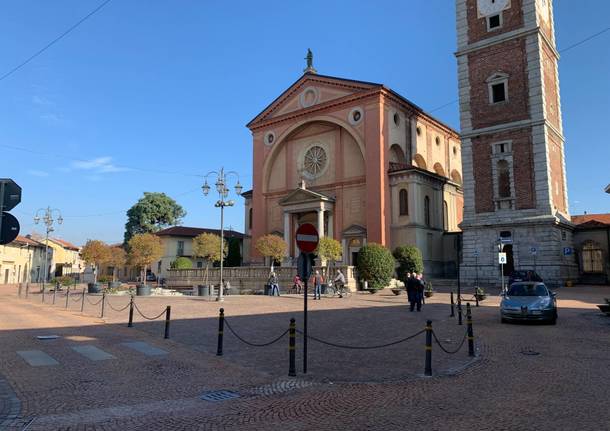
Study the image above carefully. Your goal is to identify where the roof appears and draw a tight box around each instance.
[9,235,44,247]
[572,213,610,227]
[155,226,244,239]
[50,238,80,251]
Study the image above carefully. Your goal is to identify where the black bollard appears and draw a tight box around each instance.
[450,291,455,317]
[425,320,432,377]
[80,288,86,312]
[65,286,70,309]
[288,318,296,377]
[100,293,106,318]
[53,284,57,305]
[475,293,480,307]
[164,306,171,339]
[467,303,475,357]
[457,298,463,326]
[128,295,134,327]
[216,308,224,356]
[25,283,29,299]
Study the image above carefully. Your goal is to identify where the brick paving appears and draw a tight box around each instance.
[1,284,609,430]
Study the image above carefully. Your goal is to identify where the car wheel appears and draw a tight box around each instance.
[501,317,507,324]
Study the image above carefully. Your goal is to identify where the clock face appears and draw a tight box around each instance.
[477,0,510,17]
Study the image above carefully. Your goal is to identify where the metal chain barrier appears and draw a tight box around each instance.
[431,329,468,355]
[70,293,83,302]
[85,294,104,306]
[105,297,132,312]
[296,328,426,350]
[133,302,168,321]
[224,318,289,347]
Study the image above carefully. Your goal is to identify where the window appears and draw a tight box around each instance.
[443,201,449,231]
[487,14,502,30]
[491,83,506,103]
[197,261,203,269]
[435,136,441,146]
[177,241,184,256]
[248,208,253,230]
[487,73,509,105]
[416,126,421,136]
[497,160,511,198]
[399,189,409,216]
[424,195,431,227]
[393,113,400,126]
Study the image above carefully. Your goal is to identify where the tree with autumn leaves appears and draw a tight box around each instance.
[80,240,111,283]
[192,233,227,286]
[127,233,163,284]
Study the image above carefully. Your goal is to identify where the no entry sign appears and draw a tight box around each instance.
[296,223,319,253]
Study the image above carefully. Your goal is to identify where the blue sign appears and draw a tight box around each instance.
[563,247,573,256]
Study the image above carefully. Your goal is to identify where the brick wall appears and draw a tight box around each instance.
[468,38,530,130]
[466,0,524,44]
[471,137,493,213]
[541,44,560,130]
[548,131,566,213]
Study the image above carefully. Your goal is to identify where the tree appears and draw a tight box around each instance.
[225,237,241,267]
[170,256,192,269]
[127,233,163,284]
[357,243,395,291]
[105,246,127,282]
[124,192,186,243]
[192,233,227,286]
[393,245,424,281]
[255,234,287,268]
[80,240,111,283]
[317,237,342,277]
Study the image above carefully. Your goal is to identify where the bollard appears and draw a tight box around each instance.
[80,288,86,312]
[42,285,45,303]
[457,299,463,326]
[164,306,171,339]
[25,283,29,299]
[467,303,475,357]
[18,283,22,298]
[450,291,455,317]
[65,286,70,309]
[53,284,57,305]
[424,320,432,376]
[288,317,296,377]
[216,308,224,356]
[475,293,479,307]
[128,295,134,327]
[100,293,106,318]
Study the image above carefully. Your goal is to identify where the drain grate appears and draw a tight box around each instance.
[200,390,240,402]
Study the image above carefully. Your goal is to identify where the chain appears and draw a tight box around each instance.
[105,297,131,312]
[133,302,167,321]
[224,319,289,347]
[296,328,426,350]
[85,295,104,306]
[431,329,468,355]
[71,294,83,302]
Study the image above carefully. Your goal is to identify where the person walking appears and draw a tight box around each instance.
[415,273,425,311]
[311,270,324,300]
[333,269,346,297]
[406,272,417,312]
[268,271,280,296]
[293,274,303,294]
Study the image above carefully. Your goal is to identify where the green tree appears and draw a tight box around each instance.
[80,240,111,283]
[357,243,395,291]
[225,237,241,267]
[127,233,164,284]
[192,233,227,285]
[317,237,342,277]
[255,234,287,268]
[170,256,192,269]
[124,192,186,243]
[393,245,424,281]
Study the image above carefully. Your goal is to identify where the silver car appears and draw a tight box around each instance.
[500,282,557,324]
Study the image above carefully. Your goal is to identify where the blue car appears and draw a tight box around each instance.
[500,282,557,324]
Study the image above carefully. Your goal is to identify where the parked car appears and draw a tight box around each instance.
[146,273,157,282]
[508,270,543,286]
[500,282,557,324]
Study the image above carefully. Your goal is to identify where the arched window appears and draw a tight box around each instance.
[497,160,511,198]
[248,208,253,230]
[424,195,431,227]
[443,200,449,230]
[399,189,409,216]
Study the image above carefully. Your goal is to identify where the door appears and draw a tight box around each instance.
[504,245,515,275]
[4,269,9,284]
[582,242,603,273]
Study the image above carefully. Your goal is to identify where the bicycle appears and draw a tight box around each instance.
[324,281,351,298]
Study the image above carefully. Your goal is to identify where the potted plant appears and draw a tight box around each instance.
[80,239,111,293]
[192,233,227,297]
[424,282,434,298]
[475,286,487,301]
[127,233,163,296]
[356,243,395,293]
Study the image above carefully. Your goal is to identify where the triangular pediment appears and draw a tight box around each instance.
[342,224,367,236]
[247,73,382,127]
[279,187,335,206]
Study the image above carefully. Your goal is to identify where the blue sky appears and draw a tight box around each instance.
[1,1,608,245]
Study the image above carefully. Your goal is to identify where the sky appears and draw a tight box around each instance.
[0,0,608,246]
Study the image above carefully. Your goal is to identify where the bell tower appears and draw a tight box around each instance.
[455,0,577,286]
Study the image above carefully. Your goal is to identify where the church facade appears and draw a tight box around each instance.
[243,68,464,277]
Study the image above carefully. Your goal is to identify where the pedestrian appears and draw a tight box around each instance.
[415,273,425,311]
[268,271,280,296]
[311,270,324,300]
[293,274,303,294]
[333,269,346,297]
[406,272,417,311]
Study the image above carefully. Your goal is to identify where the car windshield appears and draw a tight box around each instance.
[507,284,548,297]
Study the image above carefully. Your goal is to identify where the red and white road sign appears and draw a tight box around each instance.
[295,223,319,253]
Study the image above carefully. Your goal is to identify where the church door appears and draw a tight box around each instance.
[582,242,603,273]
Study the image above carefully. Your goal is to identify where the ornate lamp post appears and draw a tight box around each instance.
[202,168,242,302]
[34,207,63,291]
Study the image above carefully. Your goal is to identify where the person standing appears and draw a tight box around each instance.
[293,274,303,294]
[415,273,425,311]
[312,270,324,300]
[406,272,416,311]
[268,271,280,296]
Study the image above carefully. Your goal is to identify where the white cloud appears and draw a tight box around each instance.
[72,157,128,174]
[27,169,49,177]
[32,95,54,106]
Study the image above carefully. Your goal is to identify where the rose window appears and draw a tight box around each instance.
[304,146,327,177]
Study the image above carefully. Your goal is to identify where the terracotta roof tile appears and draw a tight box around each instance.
[155,226,244,239]
[572,213,610,226]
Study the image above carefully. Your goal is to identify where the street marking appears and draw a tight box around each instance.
[121,341,168,356]
[17,350,59,366]
[296,234,318,242]
[71,345,115,361]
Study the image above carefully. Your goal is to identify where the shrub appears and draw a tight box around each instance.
[357,243,395,290]
[393,245,424,281]
[171,257,192,269]
[55,275,74,286]
[97,275,112,283]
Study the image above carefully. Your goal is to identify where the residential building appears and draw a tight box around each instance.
[572,213,610,285]
[0,235,46,284]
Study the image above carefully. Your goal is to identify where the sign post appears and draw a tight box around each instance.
[295,223,319,374]
[498,251,507,293]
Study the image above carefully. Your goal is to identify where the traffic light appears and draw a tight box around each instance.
[0,178,22,245]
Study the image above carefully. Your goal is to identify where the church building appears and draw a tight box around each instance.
[243,58,464,277]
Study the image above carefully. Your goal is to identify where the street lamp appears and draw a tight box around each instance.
[202,168,242,302]
[34,207,63,291]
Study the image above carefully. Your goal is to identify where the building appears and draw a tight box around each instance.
[244,63,464,277]
[455,0,577,286]
[46,238,84,278]
[0,235,46,284]
[572,213,610,285]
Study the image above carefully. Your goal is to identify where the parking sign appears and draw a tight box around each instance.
[498,252,507,264]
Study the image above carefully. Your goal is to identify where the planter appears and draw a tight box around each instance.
[264,284,270,296]
[197,285,210,297]
[391,288,403,296]
[424,290,434,298]
[108,281,121,290]
[87,283,102,294]
[136,284,152,296]
[367,288,379,294]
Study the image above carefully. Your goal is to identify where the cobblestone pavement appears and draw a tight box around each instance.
[1,285,609,430]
